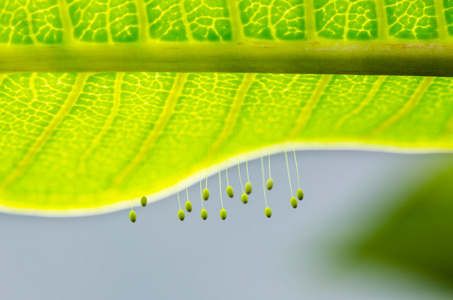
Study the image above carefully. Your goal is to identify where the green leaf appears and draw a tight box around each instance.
[1,0,453,214]
[357,164,453,289]
[1,0,453,76]
[1,72,453,214]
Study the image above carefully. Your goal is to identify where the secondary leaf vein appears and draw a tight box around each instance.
[334,76,387,131]
[112,73,188,188]
[288,74,333,139]
[370,77,434,136]
[0,73,90,190]
[78,72,124,173]
[208,73,256,162]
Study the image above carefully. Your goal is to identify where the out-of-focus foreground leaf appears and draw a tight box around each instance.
[357,165,453,289]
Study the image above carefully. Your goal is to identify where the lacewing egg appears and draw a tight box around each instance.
[200,209,208,220]
[290,197,297,209]
[265,207,272,218]
[203,188,210,200]
[241,193,248,204]
[185,200,192,212]
[178,209,185,221]
[220,208,227,220]
[266,178,273,190]
[129,210,137,223]
[226,186,234,198]
[140,196,147,207]
[245,182,252,195]
[297,189,304,201]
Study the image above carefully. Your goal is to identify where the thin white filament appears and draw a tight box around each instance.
[260,149,269,208]
[284,143,293,196]
[199,171,204,209]
[219,165,224,209]
[246,152,250,182]
[176,183,181,210]
[292,142,301,189]
[185,178,190,204]
[237,156,245,193]
[268,144,272,179]
[225,159,230,186]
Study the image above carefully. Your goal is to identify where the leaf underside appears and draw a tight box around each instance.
[2,72,453,213]
[1,0,453,214]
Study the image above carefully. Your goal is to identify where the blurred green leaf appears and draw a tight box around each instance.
[358,164,453,289]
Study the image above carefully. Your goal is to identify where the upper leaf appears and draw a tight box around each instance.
[0,0,453,76]
[0,0,449,43]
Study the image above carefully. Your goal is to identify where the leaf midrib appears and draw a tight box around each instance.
[2,41,453,76]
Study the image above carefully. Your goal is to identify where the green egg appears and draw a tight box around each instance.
[290,197,298,209]
[265,207,272,218]
[220,208,227,220]
[129,210,136,223]
[297,189,304,200]
[178,209,185,221]
[226,186,234,198]
[245,182,252,195]
[200,209,208,220]
[185,200,192,212]
[241,193,248,204]
[140,196,147,207]
[202,188,210,200]
[266,178,273,190]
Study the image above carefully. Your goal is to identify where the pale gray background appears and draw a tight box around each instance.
[1,150,452,300]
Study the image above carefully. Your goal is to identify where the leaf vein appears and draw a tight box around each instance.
[304,0,316,40]
[227,0,244,41]
[287,74,333,139]
[179,0,193,42]
[57,0,75,44]
[135,0,149,43]
[375,0,388,39]
[209,73,257,162]
[370,77,434,136]
[0,73,90,190]
[434,0,448,39]
[78,72,124,173]
[112,73,188,188]
[268,0,277,39]
[25,0,39,45]
[334,76,387,131]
